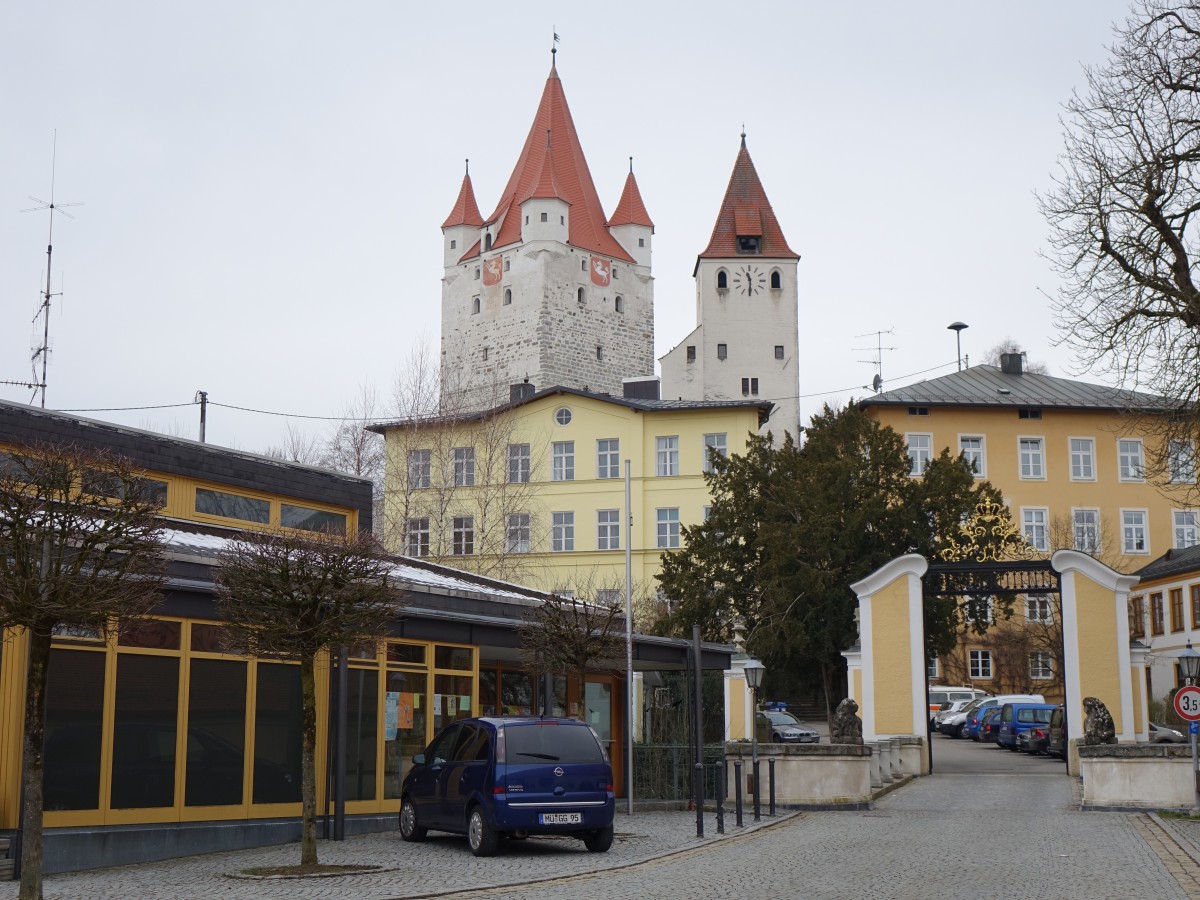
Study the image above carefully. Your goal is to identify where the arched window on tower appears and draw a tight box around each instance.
[770,270,782,290]
[577,287,586,304]
[717,270,728,290]
[485,233,493,251]
[472,297,480,315]
[504,289,512,306]
[614,295,624,313]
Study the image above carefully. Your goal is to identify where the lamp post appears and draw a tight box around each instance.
[743,658,765,821]
[1179,641,1200,815]
[947,322,968,372]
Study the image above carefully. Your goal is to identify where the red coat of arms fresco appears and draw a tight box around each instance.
[483,257,503,286]
[590,256,611,287]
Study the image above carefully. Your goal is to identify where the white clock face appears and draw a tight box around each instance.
[733,265,766,296]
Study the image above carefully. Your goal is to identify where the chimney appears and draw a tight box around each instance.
[622,376,660,400]
[510,381,536,404]
[999,352,1024,375]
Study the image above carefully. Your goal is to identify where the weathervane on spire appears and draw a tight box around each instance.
[552,29,560,62]
[741,124,747,148]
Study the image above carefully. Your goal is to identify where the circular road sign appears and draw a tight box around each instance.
[1174,685,1200,722]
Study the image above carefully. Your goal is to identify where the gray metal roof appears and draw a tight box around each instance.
[1132,545,1200,583]
[857,365,1168,413]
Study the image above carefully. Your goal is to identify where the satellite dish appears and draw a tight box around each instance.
[872,374,882,392]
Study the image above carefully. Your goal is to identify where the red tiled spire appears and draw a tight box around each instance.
[608,169,654,228]
[697,135,798,260]
[442,167,483,229]
[486,65,634,262]
[522,130,566,202]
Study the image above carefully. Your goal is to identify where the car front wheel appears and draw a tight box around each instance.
[583,825,614,853]
[468,806,498,857]
[399,797,427,842]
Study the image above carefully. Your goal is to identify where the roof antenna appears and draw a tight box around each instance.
[4,131,82,408]
[854,328,897,394]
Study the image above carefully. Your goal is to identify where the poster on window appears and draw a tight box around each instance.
[398,692,415,730]
[385,692,399,735]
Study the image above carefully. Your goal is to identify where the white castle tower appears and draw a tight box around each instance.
[439,62,656,407]
[659,135,801,440]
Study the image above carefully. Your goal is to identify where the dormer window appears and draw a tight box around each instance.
[737,236,761,255]
[450,239,457,249]
[484,233,493,250]
[540,212,548,222]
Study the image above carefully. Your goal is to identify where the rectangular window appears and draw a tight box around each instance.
[506,513,531,554]
[1025,597,1053,624]
[907,434,932,476]
[596,590,621,605]
[964,596,994,626]
[656,436,679,476]
[1170,588,1184,633]
[508,444,531,484]
[1151,592,1165,635]
[656,508,681,549]
[597,439,620,479]
[1022,508,1049,552]
[703,433,728,474]
[908,407,929,416]
[686,346,696,363]
[1018,408,1042,419]
[253,663,303,803]
[552,442,575,481]
[959,436,984,476]
[717,343,728,360]
[750,377,759,395]
[44,649,106,811]
[1122,509,1148,553]
[597,509,621,550]
[1169,440,1197,483]
[1069,438,1095,480]
[112,653,180,809]
[1192,585,1200,630]
[1118,438,1145,481]
[408,449,432,489]
[452,516,474,555]
[453,447,475,487]
[405,518,430,557]
[1130,595,1146,639]
[1073,509,1100,553]
[551,512,575,552]
[1174,510,1199,549]
[280,504,347,535]
[926,656,939,679]
[1019,438,1045,479]
[343,667,378,801]
[774,345,785,360]
[195,488,269,524]
[969,650,992,679]
[1029,652,1053,680]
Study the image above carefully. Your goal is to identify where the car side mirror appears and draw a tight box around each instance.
[412,753,425,766]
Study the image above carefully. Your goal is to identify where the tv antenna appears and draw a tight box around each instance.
[854,328,897,393]
[7,132,82,408]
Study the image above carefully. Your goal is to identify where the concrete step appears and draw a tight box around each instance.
[0,836,11,880]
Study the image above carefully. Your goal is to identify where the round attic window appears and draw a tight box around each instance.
[554,407,573,426]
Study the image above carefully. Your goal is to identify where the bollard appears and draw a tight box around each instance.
[752,758,761,822]
[734,759,744,827]
[694,762,704,837]
[768,757,776,817]
[715,760,725,834]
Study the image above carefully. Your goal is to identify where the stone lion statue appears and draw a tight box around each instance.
[1082,696,1116,745]
[831,697,864,745]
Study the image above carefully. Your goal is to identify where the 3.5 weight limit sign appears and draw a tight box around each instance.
[1174,685,1200,722]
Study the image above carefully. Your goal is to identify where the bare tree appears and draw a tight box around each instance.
[0,443,168,900]
[1039,1,1200,489]
[981,339,1049,375]
[519,591,624,698]
[265,422,323,466]
[214,528,400,868]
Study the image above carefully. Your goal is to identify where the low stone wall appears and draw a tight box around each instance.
[723,742,873,809]
[1078,743,1197,810]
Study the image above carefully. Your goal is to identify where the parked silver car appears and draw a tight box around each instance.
[1149,722,1186,744]
[756,710,820,743]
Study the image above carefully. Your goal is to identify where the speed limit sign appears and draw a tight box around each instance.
[1174,685,1200,721]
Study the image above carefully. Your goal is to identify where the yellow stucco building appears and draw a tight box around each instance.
[370,381,771,602]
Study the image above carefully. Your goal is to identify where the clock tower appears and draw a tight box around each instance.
[659,135,801,440]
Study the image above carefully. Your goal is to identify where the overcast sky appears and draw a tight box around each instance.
[1,1,1136,453]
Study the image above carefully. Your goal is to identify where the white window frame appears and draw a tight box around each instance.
[1121,508,1149,554]
[1169,439,1197,484]
[1025,597,1053,624]
[1068,437,1095,481]
[906,433,932,477]
[1021,507,1049,552]
[703,433,728,474]
[1173,510,1200,549]
[597,509,621,551]
[958,435,985,477]
[552,441,575,481]
[508,444,531,484]
[408,449,432,489]
[964,596,994,627]
[452,446,475,487]
[1029,651,1053,680]
[969,649,993,680]
[656,507,681,549]
[1018,436,1045,480]
[1073,508,1100,553]
[597,438,620,479]
[506,513,531,554]
[656,436,680,477]
[1118,438,1145,481]
[405,517,430,558]
[926,656,939,679]
[551,511,575,552]
[452,516,474,555]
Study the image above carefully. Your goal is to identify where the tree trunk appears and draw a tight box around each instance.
[299,657,318,866]
[19,628,52,900]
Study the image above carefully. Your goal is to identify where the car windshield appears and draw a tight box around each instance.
[500,723,605,764]
[963,698,989,715]
[765,712,802,727]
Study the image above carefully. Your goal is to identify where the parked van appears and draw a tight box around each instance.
[963,694,1045,741]
[997,702,1056,751]
[927,686,990,727]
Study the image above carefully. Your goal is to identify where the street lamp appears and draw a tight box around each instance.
[743,658,765,821]
[1179,642,1200,816]
[947,322,969,372]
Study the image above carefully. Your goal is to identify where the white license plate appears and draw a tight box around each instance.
[539,812,582,825]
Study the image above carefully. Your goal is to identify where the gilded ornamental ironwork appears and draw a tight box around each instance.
[939,498,1038,563]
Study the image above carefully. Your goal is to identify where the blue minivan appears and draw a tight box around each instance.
[997,702,1056,751]
[399,716,616,857]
